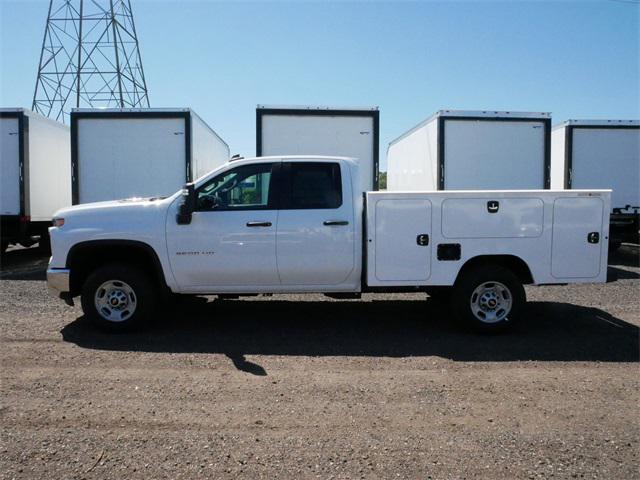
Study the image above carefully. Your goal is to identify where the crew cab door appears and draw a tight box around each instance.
[276,161,356,286]
[166,162,280,290]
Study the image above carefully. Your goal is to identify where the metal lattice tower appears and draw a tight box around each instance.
[32,0,149,123]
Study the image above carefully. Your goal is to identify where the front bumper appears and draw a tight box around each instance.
[46,268,70,295]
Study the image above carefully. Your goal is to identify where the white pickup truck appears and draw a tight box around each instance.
[47,156,611,332]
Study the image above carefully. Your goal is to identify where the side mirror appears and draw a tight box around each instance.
[176,183,195,225]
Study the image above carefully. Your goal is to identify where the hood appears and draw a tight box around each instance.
[53,195,175,220]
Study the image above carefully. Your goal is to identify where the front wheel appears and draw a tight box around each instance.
[452,265,525,332]
[81,263,157,332]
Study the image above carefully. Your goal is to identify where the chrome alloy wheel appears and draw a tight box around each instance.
[469,281,513,324]
[94,280,138,322]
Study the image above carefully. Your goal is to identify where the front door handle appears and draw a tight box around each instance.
[323,220,349,226]
[246,221,272,227]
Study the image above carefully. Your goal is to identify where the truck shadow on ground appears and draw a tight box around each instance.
[607,244,640,281]
[0,246,48,280]
[61,298,639,375]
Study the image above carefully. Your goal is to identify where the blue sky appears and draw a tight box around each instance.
[1,0,638,170]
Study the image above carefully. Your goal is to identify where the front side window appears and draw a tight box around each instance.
[196,163,273,211]
[285,162,342,209]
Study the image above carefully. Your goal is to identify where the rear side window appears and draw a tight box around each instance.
[284,162,342,209]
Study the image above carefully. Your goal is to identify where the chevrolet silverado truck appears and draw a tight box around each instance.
[47,156,611,332]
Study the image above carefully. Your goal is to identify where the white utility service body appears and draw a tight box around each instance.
[71,108,229,204]
[387,110,551,191]
[551,120,639,246]
[1,108,71,250]
[256,105,380,191]
[46,156,610,331]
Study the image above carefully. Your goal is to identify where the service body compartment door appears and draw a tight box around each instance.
[551,197,604,279]
[442,197,544,238]
[373,199,432,282]
[1,117,21,215]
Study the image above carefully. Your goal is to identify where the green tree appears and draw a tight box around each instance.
[378,171,387,190]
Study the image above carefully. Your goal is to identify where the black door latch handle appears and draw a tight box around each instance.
[246,221,272,227]
[323,220,349,226]
[587,232,600,244]
[416,234,430,246]
[487,201,499,213]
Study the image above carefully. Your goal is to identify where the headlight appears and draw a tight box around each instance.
[52,217,65,227]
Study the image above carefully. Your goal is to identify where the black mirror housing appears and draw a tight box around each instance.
[176,183,195,225]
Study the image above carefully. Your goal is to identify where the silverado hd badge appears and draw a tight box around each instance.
[176,251,215,256]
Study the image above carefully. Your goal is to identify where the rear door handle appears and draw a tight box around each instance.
[323,220,349,226]
[246,221,272,227]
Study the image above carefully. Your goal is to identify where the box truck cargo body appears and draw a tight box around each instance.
[1,109,71,250]
[71,109,229,204]
[256,105,380,191]
[551,120,639,246]
[387,110,551,191]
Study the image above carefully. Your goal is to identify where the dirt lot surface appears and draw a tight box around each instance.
[1,245,639,479]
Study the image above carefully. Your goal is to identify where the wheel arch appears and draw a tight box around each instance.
[66,239,168,295]
[455,255,534,286]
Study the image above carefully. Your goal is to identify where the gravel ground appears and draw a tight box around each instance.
[1,245,638,479]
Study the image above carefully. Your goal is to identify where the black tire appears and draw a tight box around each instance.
[451,264,525,333]
[38,231,51,254]
[425,286,452,304]
[608,242,621,253]
[81,263,157,332]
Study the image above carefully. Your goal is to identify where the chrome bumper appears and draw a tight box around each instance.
[46,268,70,295]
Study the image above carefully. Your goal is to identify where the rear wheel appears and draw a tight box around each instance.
[452,264,525,332]
[81,263,157,332]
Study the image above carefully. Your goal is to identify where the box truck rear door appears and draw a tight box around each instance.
[0,117,21,215]
[261,114,376,191]
[551,196,604,279]
[444,120,546,190]
[77,117,186,203]
[570,128,640,210]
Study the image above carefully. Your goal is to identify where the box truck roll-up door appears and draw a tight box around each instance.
[1,117,21,215]
[570,128,640,210]
[260,114,376,191]
[444,120,546,190]
[77,118,186,203]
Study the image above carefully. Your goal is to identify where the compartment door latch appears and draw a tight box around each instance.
[487,201,500,213]
[416,234,430,246]
[587,232,600,244]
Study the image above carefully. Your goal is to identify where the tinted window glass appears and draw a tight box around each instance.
[196,163,272,211]
[286,163,342,209]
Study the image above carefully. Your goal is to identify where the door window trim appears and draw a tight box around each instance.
[279,161,343,210]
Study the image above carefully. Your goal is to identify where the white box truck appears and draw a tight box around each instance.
[551,120,639,249]
[47,156,610,333]
[1,108,71,251]
[256,105,380,191]
[70,108,229,204]
[387,110,551,191]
